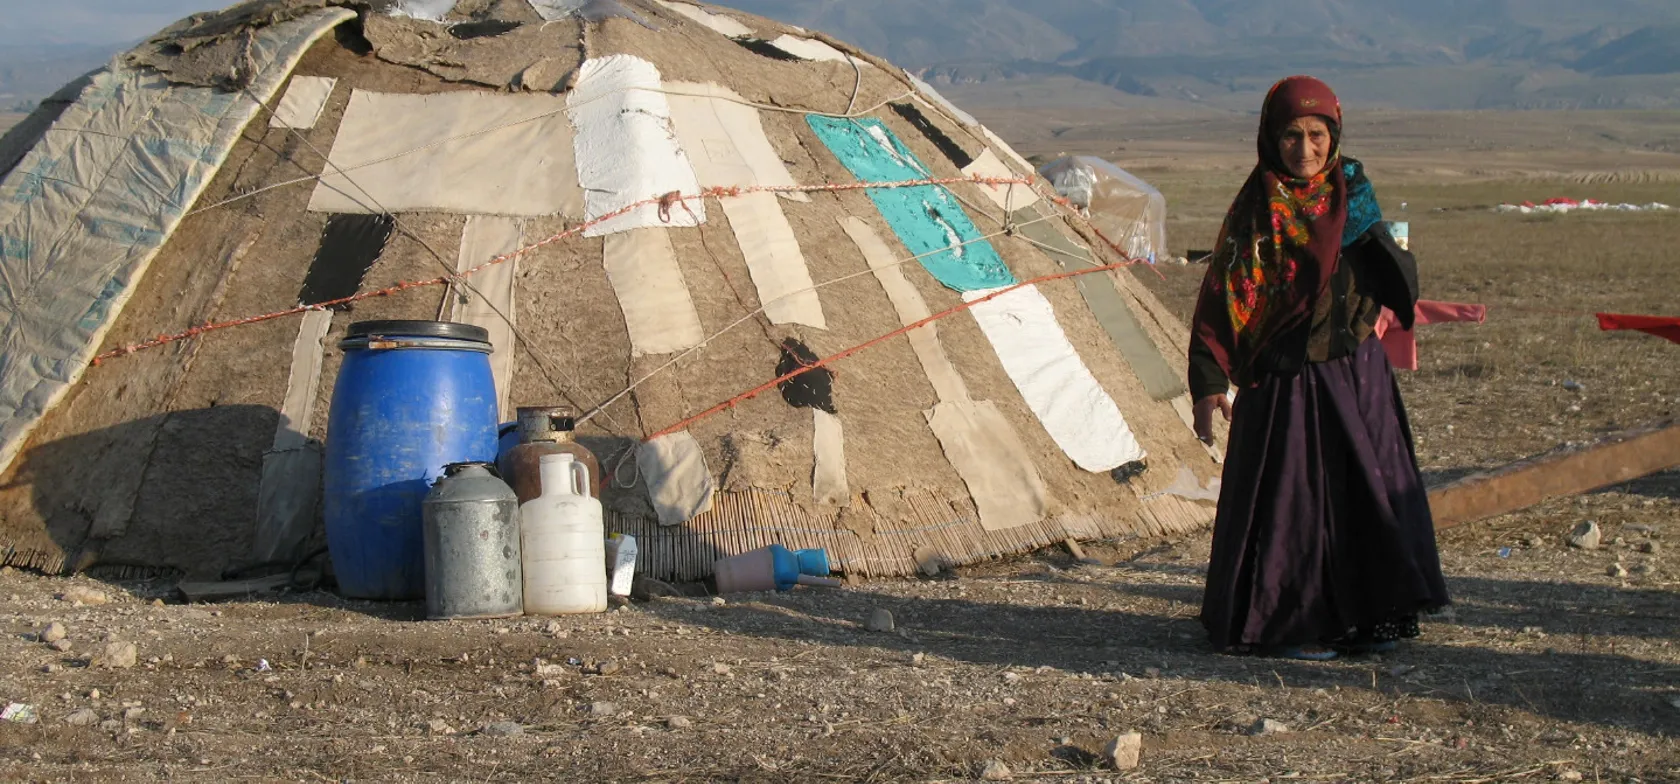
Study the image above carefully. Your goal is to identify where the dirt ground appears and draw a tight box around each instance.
[0,109,1677,782]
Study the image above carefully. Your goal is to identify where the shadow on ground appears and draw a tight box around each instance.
[649,570,1680,738]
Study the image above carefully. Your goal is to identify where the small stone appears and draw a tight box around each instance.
[87,689,100,700]
[1630,564,1655,575]
[150,599,165,607]
[96,641,138,669]
[99,719,123,732]
[596,660,624,676]
[712,663,732,676]
[543,620,563,635]
[480,721,524,737]
[49,639,72,653]
[1524,535,1545,548]
[39,622,67,644]
[62,708,98,727]
[1104,732,1143,770]
[1608,563,1629,578]
[1249,718,1289,736]
[1556,771,1584,782]
[710,597,726,607]
[123,707,145,721]
[666,715,693,729]
[911,652,926,665]
[41,664,61,674]
[1568,521,1601,550]
[980,760,1013,781]
[1144,666,1162,679]
[864,608,895,633]
[589,701,619,718]
[1638,541,1660,554]
[426,718,455,735]
[1002,671,1022,685]
[58,587,109,606]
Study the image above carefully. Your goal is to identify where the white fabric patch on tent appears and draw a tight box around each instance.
[569,55,705,237]
[252,308,333,563]
[389,0,458,21]
[962,148,1039,212]
[718,193,826,328]
[450,217,524,420]
[270,76,337,130]
[925,399,1050,531]
[907,72,979,127]
[981,126,1037,178]
[0,8,354,476]
[840,217,1050,531]
[638,431,716,527]
[665,82,807,202]
[602,228,706,356]
[652,0,753,37]
[767,35,851,63]
[964,285,1146,472]
[840,217,966,402]
[811,409,850,507]
[309,90,582,217]
[666,81,822,328]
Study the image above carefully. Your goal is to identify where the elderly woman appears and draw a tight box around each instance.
[1189,76,1450,661]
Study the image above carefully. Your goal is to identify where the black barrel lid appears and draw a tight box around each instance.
[346,320,490,343]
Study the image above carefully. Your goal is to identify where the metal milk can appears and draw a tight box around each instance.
[421,462,523,620]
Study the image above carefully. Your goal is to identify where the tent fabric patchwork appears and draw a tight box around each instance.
[0,0,1220,581]
[0,7,353,479]
[568,55,706,237]
[807,116,1014,293]
[308,90,584,217]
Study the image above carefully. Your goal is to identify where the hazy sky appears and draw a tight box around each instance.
[6,1,229,46]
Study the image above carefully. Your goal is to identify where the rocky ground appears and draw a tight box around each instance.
[0,484,1673,783]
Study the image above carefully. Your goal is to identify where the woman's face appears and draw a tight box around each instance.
[1277,115,1334,178]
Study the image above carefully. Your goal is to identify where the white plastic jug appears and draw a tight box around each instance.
[520,453,607,615]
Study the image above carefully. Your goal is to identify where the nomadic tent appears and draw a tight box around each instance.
[0,0,1224,581]
[1039,155,1170,265]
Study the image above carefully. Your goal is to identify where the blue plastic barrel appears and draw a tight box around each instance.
[324,321,500,600]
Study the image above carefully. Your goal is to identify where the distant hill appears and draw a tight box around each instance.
[719,0,1680,110]
[2,1,1678,111]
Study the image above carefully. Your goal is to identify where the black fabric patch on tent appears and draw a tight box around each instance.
[891,102,974,169]
[733,37,803,62]
[775,339,837,414]
[449,20,521,40]
[297,214,395,307]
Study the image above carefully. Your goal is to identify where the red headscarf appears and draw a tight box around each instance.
[1192,76,1350,385]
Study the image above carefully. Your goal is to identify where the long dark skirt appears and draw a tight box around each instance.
[1201,336,1450,652]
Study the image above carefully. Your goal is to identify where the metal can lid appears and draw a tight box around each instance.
[346,320,491,343]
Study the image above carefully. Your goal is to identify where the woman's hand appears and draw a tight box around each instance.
[1193,394,1232,445]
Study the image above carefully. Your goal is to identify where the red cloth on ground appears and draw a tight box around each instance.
[1597,313,1680,345]
[1374,301,1489,371]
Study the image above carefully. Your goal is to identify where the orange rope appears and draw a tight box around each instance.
[644,260,1140,442]
[91,175,1040,365]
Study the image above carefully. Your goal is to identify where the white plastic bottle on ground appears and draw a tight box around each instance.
[520,453,607,614]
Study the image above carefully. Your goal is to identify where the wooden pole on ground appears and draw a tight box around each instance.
[1428,421,1680,530]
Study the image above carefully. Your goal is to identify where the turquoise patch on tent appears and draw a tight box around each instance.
[807,116,1014,292]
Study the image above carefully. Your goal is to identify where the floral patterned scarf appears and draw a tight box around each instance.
[1192,76,1383,385]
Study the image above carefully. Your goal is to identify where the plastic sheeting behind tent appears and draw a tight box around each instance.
[1039,156,1169,264]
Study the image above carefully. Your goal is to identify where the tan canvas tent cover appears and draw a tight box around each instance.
[0,0,1226,581]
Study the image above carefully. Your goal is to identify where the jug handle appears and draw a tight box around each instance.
[570,460,590,497]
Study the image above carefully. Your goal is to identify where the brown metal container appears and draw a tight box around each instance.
[496,407,602,503]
